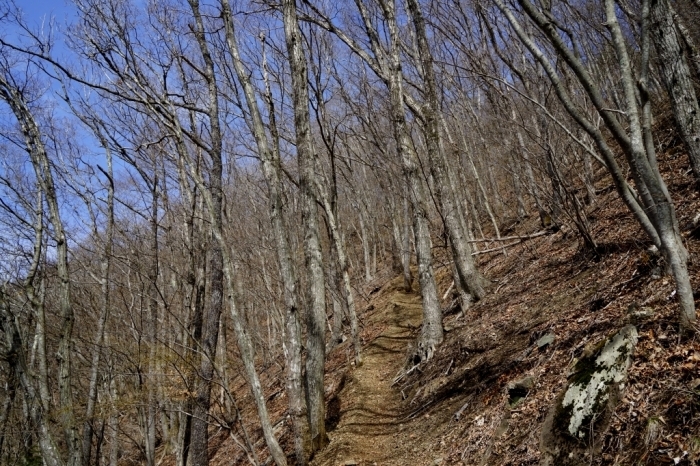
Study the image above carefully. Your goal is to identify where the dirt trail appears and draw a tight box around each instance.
[312,288,424,466]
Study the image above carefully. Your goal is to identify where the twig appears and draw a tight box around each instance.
[453,400,470,421]
[468,230,550,243]
[444,358,454,376]
[472,240,523,256]
[442,281,455,300]
[392,363,421,386]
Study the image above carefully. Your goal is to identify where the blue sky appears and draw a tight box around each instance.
[13,0,75,24]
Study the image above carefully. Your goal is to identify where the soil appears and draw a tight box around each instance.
[311,286,423,466]
[303,141,700,465]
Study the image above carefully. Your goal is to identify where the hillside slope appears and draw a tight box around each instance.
[203,151,700,466]
[307,153,699,465]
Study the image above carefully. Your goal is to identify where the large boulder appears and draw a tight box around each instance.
[540,325,638,465]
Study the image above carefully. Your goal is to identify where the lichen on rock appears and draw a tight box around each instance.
[540,325,638,465]
[561,325,638,438]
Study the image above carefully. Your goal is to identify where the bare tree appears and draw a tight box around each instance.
[0,63,80,466]
[221,2,310,461]
[492,0,696,329]
[649,0,700,182]
[281,0,329,452]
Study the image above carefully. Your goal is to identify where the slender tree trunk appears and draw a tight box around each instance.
[357,207,373,283]
[0,75,81,466]
[281,0,328,452]
[317,183,362,364]
[375,0,442,362]
[173,123,287,465]
[402,192,414,291]
[223,5,310,461]
[82,132,115,465]
[406,0,485,304]
[184,2,226,463]
[328,252,345,351]
[604,0,695,328]
[142,170,159,466]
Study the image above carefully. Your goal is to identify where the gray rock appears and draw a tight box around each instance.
[627,306,655,325]
[536,333,555,349]
[507,376,535,406]
[540,325,638,465]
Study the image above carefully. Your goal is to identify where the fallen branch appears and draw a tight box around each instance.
[392,363,421,386]
[453,401,470,421]
[442,280,455,300]
[472,240,523,256]
[468,230,549,243]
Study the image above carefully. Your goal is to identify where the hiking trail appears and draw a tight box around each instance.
[311,286,424,466]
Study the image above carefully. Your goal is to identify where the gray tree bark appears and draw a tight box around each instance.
[281,0,328,452]
[376,0,443,362]
[0,72,81,466]
[222,4,311,462]
[185,1,225,463]
[650,0,700,181]
[493,0,696,329]
[399,0,488,304]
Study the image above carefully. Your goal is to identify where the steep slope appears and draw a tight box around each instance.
[204,149,699,466]
[308,152,699,465]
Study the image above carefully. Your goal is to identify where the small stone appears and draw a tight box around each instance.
[536,333,555,349]
[433,457,444,465]
[627,306,655,325]
[508,375,535,406]
[690,379,700,390]
[343,461,358,466]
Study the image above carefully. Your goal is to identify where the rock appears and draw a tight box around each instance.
[626,304,655,325]
[540,325,638,466]
[507,376,535,406]
[342,460,358,466]
[536,333,555,349]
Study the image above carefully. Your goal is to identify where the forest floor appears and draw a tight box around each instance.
[201,131,700,466]
[310,282,425,466]
[303,150,700,465]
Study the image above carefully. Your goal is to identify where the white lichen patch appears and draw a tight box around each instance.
[561,325,638,438]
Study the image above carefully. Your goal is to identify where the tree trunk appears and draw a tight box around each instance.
[402,193,414,291]
[184,2,226,463]
[650,0,700,181]
[223,4,310,461]
[82,129,115,465]
[406,0,485,304]
[281,0,328,453]
[0,74,81,466]
[376,0,443,362]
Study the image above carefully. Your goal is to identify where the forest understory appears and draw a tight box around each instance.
[149,144,700,466]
